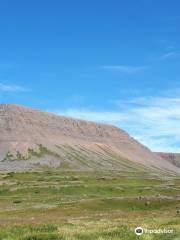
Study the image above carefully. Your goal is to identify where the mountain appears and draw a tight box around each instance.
[155,152,180,168]
[0,104,179,173]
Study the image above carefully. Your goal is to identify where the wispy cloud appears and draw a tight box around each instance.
[53,94,180,152]
[159,51,180,60]
[100,65,147,74]
[0,82,28,92]
[56,108,127,123]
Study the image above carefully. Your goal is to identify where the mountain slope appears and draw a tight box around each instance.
[0,104,179,173]
[156,152,180,168]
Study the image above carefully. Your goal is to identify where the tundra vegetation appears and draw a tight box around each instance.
[0,169,179,240]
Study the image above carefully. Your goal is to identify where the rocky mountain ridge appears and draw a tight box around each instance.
[0,104,179,173]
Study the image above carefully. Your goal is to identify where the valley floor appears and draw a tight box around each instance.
[0,170,179,240]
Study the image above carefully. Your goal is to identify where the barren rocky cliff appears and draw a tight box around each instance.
[0,104,179,173]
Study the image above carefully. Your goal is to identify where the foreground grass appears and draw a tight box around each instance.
[0,170,179,239]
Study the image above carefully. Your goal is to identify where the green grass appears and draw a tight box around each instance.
[0,170,179,239]
[2,145,60,162]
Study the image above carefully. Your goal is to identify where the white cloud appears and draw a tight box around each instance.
[0,83,28,92]
[100,65,147,74]
[53,96,180,153]
[159,51,180,60]
[56,108,127,123]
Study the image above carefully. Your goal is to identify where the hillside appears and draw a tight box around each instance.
[0,104,179,173]
[156,152,180,168]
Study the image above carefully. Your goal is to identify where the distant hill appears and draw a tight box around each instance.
[0,104,179,174]
[155,152,180,168]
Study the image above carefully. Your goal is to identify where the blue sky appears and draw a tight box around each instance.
[0,0,180,152]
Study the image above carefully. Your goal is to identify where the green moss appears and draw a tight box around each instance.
[2,151,14,161]
[27,144,60,159]
[3,145,61,162]
[16,151,26,160]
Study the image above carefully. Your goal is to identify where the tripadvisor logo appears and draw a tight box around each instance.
[135,227,174,235]
[135,227,143,235]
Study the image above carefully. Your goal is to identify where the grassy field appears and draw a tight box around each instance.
[0,169,179,239]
